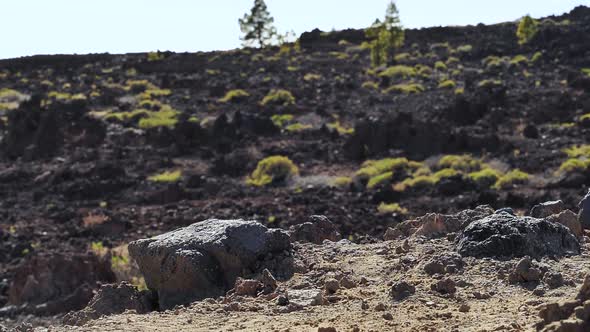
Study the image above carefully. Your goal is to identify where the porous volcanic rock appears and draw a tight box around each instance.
[289,215,342,244]
[456,213,580,258]
[530,200,566,218]
[62,282,156,326]
[537,274,590,331]
[128,219,292,310]
[6,252,115,315]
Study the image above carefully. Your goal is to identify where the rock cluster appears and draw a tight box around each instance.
[128,219,292,310]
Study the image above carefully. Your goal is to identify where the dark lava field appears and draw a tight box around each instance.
[0,5,590,329]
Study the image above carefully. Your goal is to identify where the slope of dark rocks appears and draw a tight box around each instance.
[0,5,590,329]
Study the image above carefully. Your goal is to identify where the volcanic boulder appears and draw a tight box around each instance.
[128,219,292,310]
[456,212,580,258]
[62,282,156,326]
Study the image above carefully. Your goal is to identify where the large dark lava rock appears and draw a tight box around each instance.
[456,212,580,258]
[128,219,292,310]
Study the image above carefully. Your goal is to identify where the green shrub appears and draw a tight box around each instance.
[455,87,465,95]
[148,170,182,183]
[247,156,299,186]
[559,158,590,173]
[379,65,416,79]
[394,53,412,62]
[435,61,447,71]
[261,89,295,106]
[362,81,379,90]
[271,114,294,128]
[304,73,322,81]
[477,79,503,88]
[469,168,502,187]
[438,79,456,89]
[137,105,179,129]
[457,44,473,53]
[493,169,529,189]
[415,64,433,78]
[105,109,150,122]
[384,83,424,94]
[147,51,165,61]
[285,123,312,132]
[327,121,354,135]
[446,57,460,66]
[582,68,590,77]
[377,202,407,215]
[367,171,393,189]
[355,158,421,186]
[332,176,352,188]
[563,145,590,158]
[510,55,529,66]
[438,154,482,172]
[517,15,538,45]
[218,89,249,103]
[531,52,543,63]
[393,175,437,192]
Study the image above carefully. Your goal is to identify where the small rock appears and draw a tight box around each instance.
[383,312,394,320]
[508,257,543,283]
[579,190,590,230]
[374,302,387,311]
[390,281,416,301]
[547,210,583,239]
[339,276,357,289]
[530,200,565,218]
[287,289,324,307]
[276,294,289,306]
[289,215,342,244]
[318,327,337,332]
[234,278,263,297]
[533,286,546,297]
[260,269,278,294]
[324,279,340,294]
[361,301,369,310]
[459,303,470,312]
[431,278,456,294]
[543,272,565,289]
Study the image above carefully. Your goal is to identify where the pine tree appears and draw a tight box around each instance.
[516,15,538,45]
[239,0,277,48]
[367,1,405,67]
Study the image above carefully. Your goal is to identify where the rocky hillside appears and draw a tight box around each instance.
[0,5,590,331]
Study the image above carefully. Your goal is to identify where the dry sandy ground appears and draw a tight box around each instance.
[42,236,590,332]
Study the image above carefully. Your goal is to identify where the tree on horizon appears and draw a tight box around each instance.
[239,0,277,48]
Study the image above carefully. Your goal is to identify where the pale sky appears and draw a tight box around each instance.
[1,0,588,59]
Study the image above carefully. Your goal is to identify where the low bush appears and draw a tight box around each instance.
[377,202,407,215]
[247,156,299,186]
[468,168,502,187]
[435,61,447,71]
[510,55,529,66]
[493,169,529,189]
[331,176,352,188]
[456,44,473,53]
[285,123,312,132]
[261,89,295,106]
[438,154,482,172]
[383,83,424,94]
[148,170,182,183]
[362,81,380,90]
[218,89,250,103]
[271,114,294,128]
[477,79,503,88]
[303,73,322,81]
[438,79,456,89]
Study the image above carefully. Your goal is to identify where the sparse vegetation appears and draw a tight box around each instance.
[148,170,182,183]
[361,81,379,90]
[493,169,530,189]
[303,73,322,81]
[285,123,312,132]
[261,89,295,106]
[384,83,424,94]
[517,15,539,45]
[271,114,294,128]
[218,89,250,103]
[247,156,299,186]
[438,79,456,89]
[377,202,407,215]
[457,44,473,53]
[558,145,590,174]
